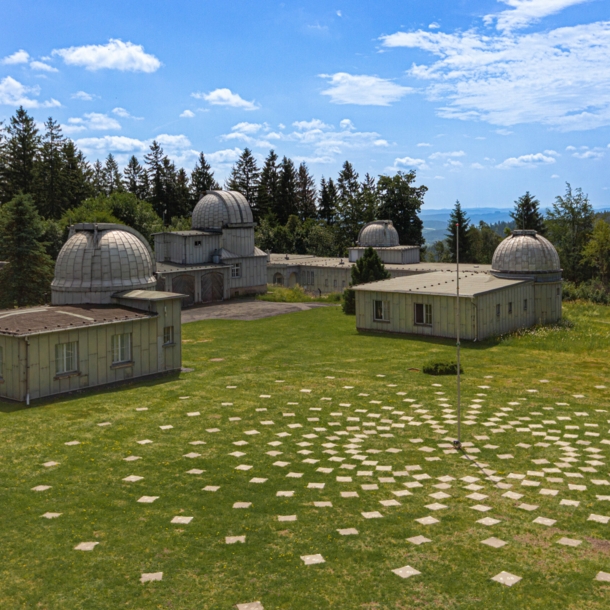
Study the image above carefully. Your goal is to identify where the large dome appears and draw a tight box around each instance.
[357,221,400,247]
[51,223,156,305]
[192,190,253,230]
[491,230,561,280]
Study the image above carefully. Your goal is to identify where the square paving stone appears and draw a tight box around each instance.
[518,503,539,511]
[187,469,204,475]
[416,516,439,525]
[233,502,252,509]
[557,537,582,547]
[341,491,359,498]
[171,516,193,524]
[595,571,610,582]
[560,499,580,506]
[203,486,220,492]
[467,493,488,501]
[278,515,297,522]
[392,565,421,579]
[226,535,246,544]
[184,453,201,459]
[32,485,51,492]
[471,505,492,512]
[276,491,294,497]
[481,537,507,548]
[141,572,163,583]
[124,456,141,462]
[380,499,401,507]
[337,527,359,535]
[236,603,264,610]
[407,535,431,545]
[588,514,610,524]
[425,503,448,511]
[250,478,267,484]
[314,501,333,507]
[477,517,501,526]
[123,475,143,482]
[362,511,383,519]
[491,571,522,587]
[41,512,61,519]
[137,496,159,503]
[308,483,325,489]
[393,490,412,497]
[301,554,325,565]
[74,542,98,551]
[42,461,59,467]
[533,516,556,526]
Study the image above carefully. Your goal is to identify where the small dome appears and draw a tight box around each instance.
[357,221,400,247]
[192,190,253,230]
[51,224,156,304]
[491,230,561,279]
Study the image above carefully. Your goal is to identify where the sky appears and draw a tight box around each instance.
[1,0,609,210]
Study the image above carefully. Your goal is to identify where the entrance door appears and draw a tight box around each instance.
[172,274,195,307]
[288,272,297,288]
[201,272,224,303]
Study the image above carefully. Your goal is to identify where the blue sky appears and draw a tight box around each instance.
[2,0,609,209]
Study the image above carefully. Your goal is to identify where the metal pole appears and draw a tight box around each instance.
[454,223,462,450]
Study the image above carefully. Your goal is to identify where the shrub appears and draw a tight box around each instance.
[342,288,355,314]
[422,360,463,375]
[562,280,610,305]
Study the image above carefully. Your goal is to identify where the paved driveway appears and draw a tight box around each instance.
[181,298,336,322]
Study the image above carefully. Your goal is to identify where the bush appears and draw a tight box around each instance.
[257,285,343,303]
[342,288,355,314]
[422,360,463,375]
[562,280,610,305]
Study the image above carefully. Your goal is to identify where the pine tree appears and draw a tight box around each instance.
[144,140,166,217]
[446,200,473,263]
[342,247,390,315]
[124,155,149,200]
[190,153,218,206]
[256,150,280,222]
[276,156,298,224]
[336,161,364,246]
[61,140,93,212]
[160,156,179,221]
[318,177,338,225]
[377,171,427,247]
[104,154,124,194]
[92,160,105,196]
[225,148,260,205]
[295,162,317,221]
[34,118,67,219]
[510,191,545,234]
[1,107,41,204]
[0,193,54,307]
[174,168,192,218]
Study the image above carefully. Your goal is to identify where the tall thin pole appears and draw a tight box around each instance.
[454,223,462,450]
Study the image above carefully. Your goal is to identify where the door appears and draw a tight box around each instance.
[172,274,195,307]
[201,272,224,303]
[288,272,297,288]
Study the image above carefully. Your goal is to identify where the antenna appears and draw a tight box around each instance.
[453,222,462,451]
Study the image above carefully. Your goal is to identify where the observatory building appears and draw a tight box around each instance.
[0,223,184,403]
[153,190,267,306]
[353,230,562,340]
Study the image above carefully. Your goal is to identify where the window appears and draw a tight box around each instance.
[374,300,389,321]
[508,302,513,314]
[342,280,346,287]
[194,240,202,246]
[55,341,78,375]
[333,279,337,288]
[524,298,528,312]
[556,287,560,296]
[163,326,174,345]
[414,303,432,325]
[496,304,501,317]
[231,263,241,278]
[112,333,132,364]
[325,279,329,287]
[273,273,284,285]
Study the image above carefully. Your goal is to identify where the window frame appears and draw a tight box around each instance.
[414,303,432,326]
[163,326,174,346]
[496,304,501,317]
[55,341,78,376]
[231,262,242,279]
[373,300,389,322]
[523,298,528,312]
[508,301,513,314]
[111,333,132,365]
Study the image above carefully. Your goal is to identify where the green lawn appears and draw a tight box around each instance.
[1,302,610,609]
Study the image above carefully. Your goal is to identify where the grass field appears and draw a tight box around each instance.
[1,302,610,609]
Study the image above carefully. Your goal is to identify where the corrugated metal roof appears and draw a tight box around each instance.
[114,290,186,301]
[352,271,529,297]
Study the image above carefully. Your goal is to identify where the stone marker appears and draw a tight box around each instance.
[236,603,264,610]
[171,516,193,524]
[301,554,325,565]
[278,515,297,522]
[595,572,610,582]
[41,512,61,519]
[491,571,522,586]
[481,537,507,548]
[337,528,358,535]
[226,535,246,544]
[407,535,431,545]
[141,572,163,583]
[392,565,421,579]
[74,541,98,551]
[137,496,159,503]
[556,537,582,547]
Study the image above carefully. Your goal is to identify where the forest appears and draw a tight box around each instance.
[0,106,609,307]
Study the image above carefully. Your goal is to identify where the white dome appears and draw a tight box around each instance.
[51,223,156,304]
[192,190,253,230]
[357,221,400,247]
[491,230,561,280]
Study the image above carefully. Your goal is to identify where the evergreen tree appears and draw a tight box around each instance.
[295,161,317,221]
[34,118,66,219]
[510,191,545,233]
[104,154,124,194]
[161,156,179,220]
[342,247,391,314]
[546,183,595,283]
[256,150,280,221]
[445,200,473,263]
[377,171,426,246]
[225,148,260,205]
[360,173,378,223]
[124,155,149,200]
[318,177,338,225]
[276,156,298,224]
[0,194,54,307]
[336,161,364,247]
[144,140,166,217]
[468,221,502,264]
[174,168,192,218]
[1,107,40,204]
[190,153,218,206]
[61,140,93,212]
[92,160,105,196]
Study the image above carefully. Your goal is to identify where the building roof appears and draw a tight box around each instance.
[0,304,155,337]
[153,230,219,237]
[353,270,529,297]
[349,245,419,251]
[192,190,254,230]
[357,220,400,247]
[113,290,186,301]
[268,253,491,273]
[155,262,226,273]
[492,230,561,276]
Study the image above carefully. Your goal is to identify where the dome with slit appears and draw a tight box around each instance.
[192,190,253,230]
[51,223,156,304]
[491,230,561,279]
[357,221,400,247]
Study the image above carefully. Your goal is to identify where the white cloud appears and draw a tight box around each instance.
[381,19,610,130]
[471,162,485,169]
[428,150,466,159]
[75,135,148,153]
[429,22,440,29]
[340,118,355,130]
[53,39,161,72]
[30,60,58,72]
[551,173,560,177]
[496,151,557,168]
[193,88,259,110]
[180,109,195,118]
[2,50,29,65]
[320,72,413,105]
[64,112,121,133]
[0,76,60,108]
[231,122,264,134]
[336,10,342,17]
[572,149,604,159]
[417,142,432,147]
[205,148,243,164]
[72,90,97,101]
[496,129,513,136]
[112,107,142,119]
[392,156,429,170]
[484,0,591,32]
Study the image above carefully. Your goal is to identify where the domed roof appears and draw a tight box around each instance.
[51,223,156,305]
[491,230,561,279]
[192,190,253,230]
[357,221,400,247]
